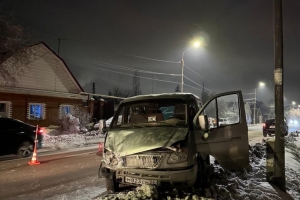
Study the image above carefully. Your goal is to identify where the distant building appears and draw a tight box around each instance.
[0,42,93,127]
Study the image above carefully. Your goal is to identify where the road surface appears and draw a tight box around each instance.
[0,148,106,200]
[0,124,295,199]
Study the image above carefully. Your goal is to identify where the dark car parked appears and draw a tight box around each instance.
[263,118,288,137]
[0,118,43,158]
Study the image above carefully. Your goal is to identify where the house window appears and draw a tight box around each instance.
[0,101,12,118]
[59,105,73,117]
[28,103,46,120]
[0,103,5,112]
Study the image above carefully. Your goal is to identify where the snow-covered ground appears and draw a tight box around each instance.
[42,130,105,150]
[96,134,300,200]
[40,128,300,200]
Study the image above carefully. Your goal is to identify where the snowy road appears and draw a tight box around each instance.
[0,149,106,200]
[0,125,297,200]
[248,124,299,144]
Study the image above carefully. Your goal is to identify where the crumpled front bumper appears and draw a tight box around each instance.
[99,162,198,187]
[98,162,115,179]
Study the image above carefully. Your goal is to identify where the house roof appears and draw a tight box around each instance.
[0,41,85,98]
[29,42,84,92]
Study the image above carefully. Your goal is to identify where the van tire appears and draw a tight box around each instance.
[106,176,119,194]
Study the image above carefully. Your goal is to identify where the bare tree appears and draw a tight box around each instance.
[109,86,131,98]
[72,105,93,129]
[0,15,34,86]
[286,108,300,120]
[132,70,142,96]
[174,85,180,92]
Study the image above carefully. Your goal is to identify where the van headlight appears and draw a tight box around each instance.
[167,150,188,164]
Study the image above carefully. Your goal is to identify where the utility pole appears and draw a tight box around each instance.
[274,0,286,191]
[92,82,95,94]
[57,37,67,56]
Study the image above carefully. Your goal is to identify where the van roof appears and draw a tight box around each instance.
[122,93,201,103]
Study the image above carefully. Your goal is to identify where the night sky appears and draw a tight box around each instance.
[2,0,300,105]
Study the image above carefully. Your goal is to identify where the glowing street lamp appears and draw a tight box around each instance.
[180,41,203,92]
[254,82,265,124]
[290,101,296,109]
[259,82,266,87]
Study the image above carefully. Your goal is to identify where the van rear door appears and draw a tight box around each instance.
[194,91,249,170]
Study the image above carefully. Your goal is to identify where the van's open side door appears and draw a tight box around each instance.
[193,91,249,170]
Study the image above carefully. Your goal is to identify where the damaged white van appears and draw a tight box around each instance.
[98,91,249,193]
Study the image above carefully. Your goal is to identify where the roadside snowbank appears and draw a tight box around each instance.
[97,135,300,200]
[42,131,105,150]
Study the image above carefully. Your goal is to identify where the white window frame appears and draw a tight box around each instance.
[27,103,46,120]
[59,104,74,118]
[0,101,12,118]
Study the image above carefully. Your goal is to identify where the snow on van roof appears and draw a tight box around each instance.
[122,93,201,103]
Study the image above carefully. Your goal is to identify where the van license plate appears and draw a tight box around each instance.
[125,177,157,185]
[270,125,275,128]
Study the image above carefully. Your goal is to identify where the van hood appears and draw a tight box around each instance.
[105,127,188,157]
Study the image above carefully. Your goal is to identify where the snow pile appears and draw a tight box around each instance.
[99,185,160,200]
[97,142,300,200]
[42,131,105,150]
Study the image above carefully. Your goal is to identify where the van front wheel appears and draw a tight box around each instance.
[106,176,119,194]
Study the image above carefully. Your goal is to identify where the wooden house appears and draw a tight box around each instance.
[0,42,93,127]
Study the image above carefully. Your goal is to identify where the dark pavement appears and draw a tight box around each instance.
[0,148,106,200]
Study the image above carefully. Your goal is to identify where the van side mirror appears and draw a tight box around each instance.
[198,115,209,140]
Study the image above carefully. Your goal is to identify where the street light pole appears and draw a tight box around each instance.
[180,41,202,93]
[254,88,257,124]
[181,51,185,93]
[180,48,191,93]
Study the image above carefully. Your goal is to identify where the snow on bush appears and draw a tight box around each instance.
[72,104,93,130]
[42,131,105,150]
[49,113,80,134]
[97,142,300,200]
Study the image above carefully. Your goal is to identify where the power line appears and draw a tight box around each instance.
[184,75,212,92]
[120,53,180,64]
[184,83,202,92]
[184,83,214,94]
[67,55,214,93]
[184,64,209,81]
[69,57,181,77]
[76,65,181,85]
[70,56,214,93]
[67,58,215,94]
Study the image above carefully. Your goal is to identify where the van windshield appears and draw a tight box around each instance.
[111,98,190,129]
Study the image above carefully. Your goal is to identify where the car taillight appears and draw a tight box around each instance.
[263,123,266,127]
[38,128,44,134]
